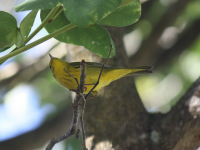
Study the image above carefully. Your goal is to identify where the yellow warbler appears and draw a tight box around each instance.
[49,54,153,98]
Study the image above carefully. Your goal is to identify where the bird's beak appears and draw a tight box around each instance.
[49,53,54,60]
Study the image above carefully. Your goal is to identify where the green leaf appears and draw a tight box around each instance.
[0,11,18,48]
[41,9,115,58]
[20,10,38,41]
[15,0,61,12]
[0,47,11,52]
[15,29,24,48]
[63,0,122,27]
[97,0,141,27]
[41,8,71,32]
[16,0,122,27]
[65,24,115,58]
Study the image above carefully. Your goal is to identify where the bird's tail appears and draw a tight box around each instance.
[125,66,153,76]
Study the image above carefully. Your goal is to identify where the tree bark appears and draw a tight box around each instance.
[154,19,200,68]
[1,0,200,149]
[150,77,200,150]
[67,26,151,150]
[1,26,200,150]
[130,0,190,66]
[66,26,200,150]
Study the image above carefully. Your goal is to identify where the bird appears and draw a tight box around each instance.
[49,54,153,99]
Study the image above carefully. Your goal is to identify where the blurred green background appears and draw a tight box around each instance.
[0,0,200,149]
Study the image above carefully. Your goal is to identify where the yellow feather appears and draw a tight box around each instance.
[49,54,153,98]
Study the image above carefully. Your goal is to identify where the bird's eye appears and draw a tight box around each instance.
[49,66,52,69]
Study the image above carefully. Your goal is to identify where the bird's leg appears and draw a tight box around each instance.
[85,45,112,100]
[84,84,95,92]
[79,93,87,106]
[64,67,87,109]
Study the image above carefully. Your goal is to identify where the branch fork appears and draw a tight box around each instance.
[46,45,112,150]
[46,59,87,150]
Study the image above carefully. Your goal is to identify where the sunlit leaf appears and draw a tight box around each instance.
[20,10,38,40]
[97,0,141,27]
[63,24,115,58]
[15,0,61,12]
[15,0,122,27]
[0,11,18,48]
[0,47,11,52]
[41,9,115,58]
[40,8,71,32]
[63,0,122,27]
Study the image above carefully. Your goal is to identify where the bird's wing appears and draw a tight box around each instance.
[69,62,113,68]
[69,62,83,68]
[87,62,113,68]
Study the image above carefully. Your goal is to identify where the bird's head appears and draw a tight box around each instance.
[48,54,65,75]
[49,53,55,70]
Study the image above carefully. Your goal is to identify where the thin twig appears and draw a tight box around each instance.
[46,60,87,150]
[76,129,84,147]
[46,95,79,150]
[79,46,112,149]
[85,45,112,99]
[76,129,81,139]
[50,6,64,22]
[79,60,86,93]
[79,93,87,149]
[79,60,87,150]
[46,46,111,150]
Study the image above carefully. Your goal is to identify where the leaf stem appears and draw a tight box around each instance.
[24,6,60,44]
[0,23,76,64]
[51,7,64,22]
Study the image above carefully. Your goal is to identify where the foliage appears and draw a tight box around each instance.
[1,0,200,149]
[0,0,141,64]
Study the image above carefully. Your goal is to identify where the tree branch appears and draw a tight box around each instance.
[0,23,75,64]
[154,18,200,68]
[46,59,87,150]
[75,27,151,150]
[79,60,87,150]
[45,97,79,150]
[150,77,200,150]
[130,0,190,66]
